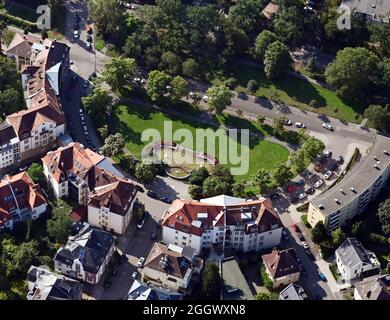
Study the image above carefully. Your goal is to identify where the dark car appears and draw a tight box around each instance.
[151,232,157,240]
[147,190,159,200]
[270,193,280,200]
[159,196,171,204]
[295,179,305,186]
[305,249,315,261]
[290,197,299,204]
[298,233,305,241]
[87,35,93,43]
[336,155,344,164]
[306,187,315,195]
[331,163,338,171]
[136,185,145,193]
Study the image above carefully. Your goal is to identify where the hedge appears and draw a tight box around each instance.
[0,11,38,33]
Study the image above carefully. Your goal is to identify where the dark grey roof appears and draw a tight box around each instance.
[336,238,372,268]
[128,280,183,300]
[341,0,390,22]
[0,123,17,146]
[47,278,82,300]
[355,275,390,300]
[279,283,308,300]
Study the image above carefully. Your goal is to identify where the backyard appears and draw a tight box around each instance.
[213,65,363,123]
[113,103,290,180]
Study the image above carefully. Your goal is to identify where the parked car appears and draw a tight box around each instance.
[295,179,305,186]
[322,123,333,131]
[305,249,315,261]
[73,30,79,39]
[189,91,197,99]
[202,95,209,102]
[270,193,280,200]
[295,122,306,128]
[86,41,92,50]
[151,232,157,240]
[291,224,301,233]
[298,192,307,200]
[131,271,138,280]
[159,196,171,204]
[87,35,93,43]
[285,119,292,126]
[71,74,78,85]
[298,233,305,241]
[290,197,299,204]
[285,184,296,193]
[314,179,323,188]
[282,229,289,240]
[323,170,333,180]
[301,241,309,249]
[136,185,145,193]
[336,155,344,164]
[324,150,332,157]
[306,187,315,195]
[318,271,327,282]
[137,257,145,268]
[305,172,314,180]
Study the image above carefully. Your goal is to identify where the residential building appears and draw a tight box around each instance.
[27,265,82,300]
[335,238,381,283]
[0,123,20,169]
[308,135,390,232]
[162,195,283,254]
[354,274,390,300]
[54,222,116,285]
[262,1,279,20]
[128,280,183,300]
[279,283,308,300]
[262,248,301,288]
[341,0,390,23]
[142,243,203,293]
[42,142,138,234]
[0,171,47,232]
[221,256,254,300]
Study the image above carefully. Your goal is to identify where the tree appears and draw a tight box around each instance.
[98,125,109,140]
[256,114,266,124]
[254,30,278,58]
[311,221,327,244]
[101,57,136,91]
[289,149,306,173]
[255,292,279,300]
[13,241,39,273]
[379,58,390,91]
[202,176,230,197]
[188,167,209,186]
[135,162,157,184]
[170,76,188,103]
[247,79,258,93]
[264,41,291,80]
[351,221,365,239]
[377,199,390,235]
[147,70,172,102]
[188,184,203,200]
[206,85,234,114]
[303,137,325,160]
[228,0,265,33]
[182,58,199,78]
[272,115,287,136]
[47,200,72,244]
[232,182,246,197]
[272,162,292,185]
[364,105,390,131]
[211,164,234,185]
[161,52,182,75]
[332,228,346,247]
[251,169,272,194]
[325,47,380,100]
[132,200,145,222]
[82,88,110,127]
[27,163,45,184]
[201,262,223,298]
[369,22,390,56]
[100,133,125,157]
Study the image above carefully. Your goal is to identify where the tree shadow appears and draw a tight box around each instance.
[254,97,274,110]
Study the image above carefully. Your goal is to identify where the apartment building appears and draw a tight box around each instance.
[162,195,283,254]
[0,171,47,232]
[308,135,390,232]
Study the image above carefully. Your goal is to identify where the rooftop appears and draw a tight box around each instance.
[262,248,301,279]
[354,274,390,300]
[128,280,183,300]
[342,0,390,23]
[279,283,308,300]
[336,238,380,269]
[311,135,390,217]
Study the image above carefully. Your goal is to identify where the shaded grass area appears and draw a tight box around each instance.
[113,103,289,180]
[6,3,37,22]
[213,65,363,123]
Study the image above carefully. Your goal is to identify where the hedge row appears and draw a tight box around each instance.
[0,11,38,33]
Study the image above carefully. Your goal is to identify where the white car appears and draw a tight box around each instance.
[86,41,92,50]
[79,108,83,114]
[83,125,88,133]
[295,122,306,128]
[322,123,333,131]
[73,30,79,38]
[137,257,145,268]
[302,241,309,249]
[298,192,307,200]
[314,179,323,188]
[189,91,197,98]
[324,170,333,180]
[285,119,292,126]
[306,172,314,179]
[202,95,209,102]
[131,271,138,280]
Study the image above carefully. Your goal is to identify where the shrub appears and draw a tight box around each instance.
[260,264,273,290]
[224,77,237,89]
[247,79,258,93]
[309,99,320,108]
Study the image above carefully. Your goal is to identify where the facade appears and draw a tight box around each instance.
[0,171,47,232]
[335,238,381,283]
[262,248,301,288]
[128,280,183,300]
[27,265,82,300]
[42,142,137,234]
[162,195,283,254]
[354,275,390,300]
[54,223,116,285]
[279,283,308,300]
[1,34,70,172]
[341,0,390,23]
[308,135,390,232]
[142,243,203,293]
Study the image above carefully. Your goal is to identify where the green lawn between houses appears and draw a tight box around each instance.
[213,65,363,124]
[113,103,290,180]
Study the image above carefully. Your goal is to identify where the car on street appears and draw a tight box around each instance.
[291,224,301,233]
[295,179,305,186]
[298,233,305,241]
[298,192,307,200]
[131,271,138,280]
[314,179,323,188]
[202,95,209,102]
[295,122,306,128]
[324,150,332,157]
[306,187,315,195]
[147,190,159,200]
[87,35,93,43]
[305,172,314,180]
[270,193,280,200]
[189,91,197,99]
[322,123,333,131]
[86,42,92,50]
[136,185,145,193]
[285,119,292,126]
[282,229,289,240]
[305,249,315,261]
[137,257,145,268]
[301,241,309,249]
[285,184,296,193]
[73,30,79,39]
[323,170,333,180]
[290,197,299,204]
[336,155,344,164]
[151,232,157,240]
[83,80,89,88]
[318,271,327,282]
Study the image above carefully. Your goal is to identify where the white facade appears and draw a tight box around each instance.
[0,137,19,169]
[162,226,202,254]
[336,252,381,282]
[143,265,192,292]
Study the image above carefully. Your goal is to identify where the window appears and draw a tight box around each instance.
[182,242,186,246]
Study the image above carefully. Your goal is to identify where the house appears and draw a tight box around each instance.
[262,248,301,288]
[279,283,308,300]
[42,143,138,234]
[341,0,390,23]
[27,265,82,300]
[335,238,381,283]
[128,280,183,300]
[161,195,283,254]
[0,123,20,169]
[0,171,47,232]
[262,1,279,20]
[354,274,390,300]
[142,243,203,293]
[221,256,254,300]
[54,222,116,285]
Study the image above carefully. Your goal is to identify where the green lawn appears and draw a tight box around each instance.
[213,65,363,123]
[114,103,290,180]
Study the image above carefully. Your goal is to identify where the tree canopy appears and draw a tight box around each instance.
[206,84,234,114]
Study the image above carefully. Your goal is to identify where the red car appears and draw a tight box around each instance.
[286,185,296,193]
[291,224,301,233]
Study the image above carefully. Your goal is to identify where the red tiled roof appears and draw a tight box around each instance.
[71,206,88,222]
[262,248,301,279]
